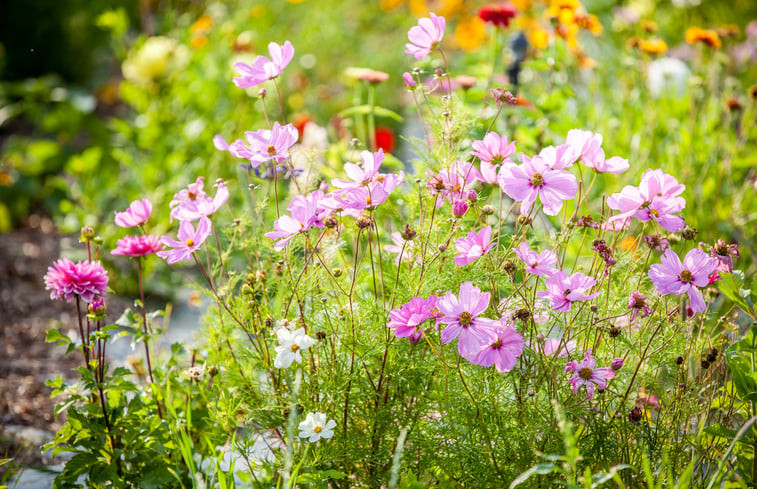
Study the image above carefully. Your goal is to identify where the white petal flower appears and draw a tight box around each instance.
[298,412,336,442]
[273,327,316,368]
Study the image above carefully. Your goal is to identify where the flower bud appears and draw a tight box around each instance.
[356,213,373,229]
[324,216,338,228]
[208,365,219,377]
[401,224,417,241]
[438,243,447,252]
[93,236,104,246]
[628,407,643,423]
[675,356,684,365]
[88,298,106,315]
[80,226,96,242]
[332,267,343,277]
[258,88,267,98]
[264,317,274,329]
[527,390,535,397]
[517,215,532,226]
[256,270,267,282]
[681,226,698,241]
[482,204,495,215]
[315,331,327,340]
[465,189,478,202]
[503,260,516,274]
[611,358,624,371]
[452,199,469,218]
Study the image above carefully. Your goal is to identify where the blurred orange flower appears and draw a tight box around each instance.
[639,38,668,55]
[454,16,487,51]
[685,26,721,49]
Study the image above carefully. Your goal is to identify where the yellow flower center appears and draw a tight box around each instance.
[267,144,276,155]
[291,344,300,352]
[491,338,502,349]
[530,172,544,187]
[459,311,473,326]
[679,270,693,283]
[314,425,322,433]
[185,239,195,247]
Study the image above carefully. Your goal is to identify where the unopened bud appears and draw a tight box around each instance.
[315,331,327,340]
[208,365,219,377]
[438,243,447,252]
[258,88,267,98]
[452,199,469,218]
[401,224,417,241]
[681,226,697,241]
[332,267,343,277]
[517,215,532,226]
[611,358,624,371]
[80,226,95,242]
[324,216,338,228]
[465,189,478,202]
[356,213,373,229]
[482,204,495,215]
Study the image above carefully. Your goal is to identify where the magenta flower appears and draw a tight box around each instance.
[452,199,469,217]
[707,239,740,274]
[648,248,718,313]
[402,72,417,89]
[471,320,524,372]
[112,235,163,258]
[44,258,109,303]
[472,132,516,184]
[513,242,557,276]
[387,296,439,341]
[232,122,299,168]
[499,154,577,216]
[454,226,494,266]
[233,41,294,88]
[565,350,616,399]
[539,337,577,358]
[171,180,230,222]
[537,271,600,312]
[627,291,651,321]
[157,217,212,264]
[427,161,481,208]
[405,13,446,60]
[437,282,497,360]
[114,199,152,228]
[332,149,385,189]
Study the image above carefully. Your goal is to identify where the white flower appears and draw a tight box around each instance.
[298,412,336,442]
[273,327,316,368]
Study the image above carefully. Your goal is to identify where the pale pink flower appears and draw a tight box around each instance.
[264,190,325,251]
[157,217,212,264]
[233,122,299,168]
[114,199,152,228]
[384,232,419,264]
[331,149,384,189]
[171,180,229,222]
[454,226,494,266]
[537,271,600,312]
[607,169,686,232]
[536,144,577,170]
[564,129,629,173]
[44,258,109,303]
[565,350,616,399]
[437,282,497,360]
[405,13,446,60]
[472,132,516,184]
[233,41,294,88]
[513,242,557,276]
[648,248,718,313]
[540,337,577,358]
[427,161,481,208]
[112,235,163,257]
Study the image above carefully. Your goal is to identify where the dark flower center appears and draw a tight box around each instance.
[188,191,197,200]
[459,311,473,326]
[579,367,593,380]
[679,270,693,283]
[490,338,502,349]
[563,289,572,298]
[267,144,276,155]
[530,172,544,187]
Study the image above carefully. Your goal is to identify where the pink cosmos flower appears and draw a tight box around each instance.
[387,296,439,341]
[564,129,629,173]
[232,122,299,168]
[537,271,600,312]
[170,177,207,208]
[513,242,557,276]
[499,154,577,216]
[627,291,651,321]
[402,72,417,89]
[327,173,401,216]
[112,235,163,258]
[233,41,294,88]
[540,337,577,358]
[44,258,109,303]
[427,161,481,209]
[384,232,419,264]
[607,169,686,232]
[536,144,577,170]
[157,217,212,264]
[332,149,384,189]
[405,13,446,60]
[471,319,524,372]
[171,180,230,222]
[264,190,325,251]
[565,350,616,399]
[454,226,495,266]
[114,199,152,228]
[471,132,516,184]
[647,248,718,313]
[437,282,497,360]
[707,239,740,274]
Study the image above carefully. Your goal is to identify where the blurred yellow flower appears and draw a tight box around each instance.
[639,38,668,55]
[190,14,212,35]
[438,0,464,18]
[619,236,639,252]
[685,26,721,49]
[380,0,405,11]
[409,0,427,16]
[190,35,208,50]
[547,0,579,25]
[641,19,657,33]
[454,16,486,51]
[122,36,188,86]
[575,12,602,36]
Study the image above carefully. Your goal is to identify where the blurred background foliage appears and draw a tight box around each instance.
[1,0,756,289]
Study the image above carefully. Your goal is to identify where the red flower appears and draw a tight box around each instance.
[478,3,517,28]
[375,126,396,153]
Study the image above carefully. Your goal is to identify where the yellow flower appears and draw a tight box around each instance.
[190,14,212,35]
[380,0,405,11]
[641,19,657,33]
[438,0,463,19]
[619,236,639,252]
[575,12,602,35]
[454,16,486,51]
[638,38,667,55]
[190,35,208,50]
[547,0,580,25]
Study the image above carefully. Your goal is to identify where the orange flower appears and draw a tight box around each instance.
[547,0,580,25]
[575,12,602,35]
[638,38,668,55]
[190,35,208,50]
[685,26,721,49]
[717,24,739,38]
[454,16,487,51]
[619,236,638,252]
[641,20,657,33]
[190,15,212,35]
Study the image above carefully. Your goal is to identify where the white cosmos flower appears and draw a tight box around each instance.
[298,412,336,442]
[273,327,316,368]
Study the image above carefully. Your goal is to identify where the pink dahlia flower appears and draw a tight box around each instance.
[44,258,109,303]
[157,217,212,264]
[454,226,495,266]
[437,282,497,360]
[648,248,718,313]
[513,242,557,277]
[112,235,163,258]
[471,319,524,372]
[565,350,616,399]
[405,13,446,60]
[233,41,294,88]
[114,199,152,228]
[537,271,600,312]
[499,154,577,216]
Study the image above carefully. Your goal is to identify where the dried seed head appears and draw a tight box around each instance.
[401,224,417,241]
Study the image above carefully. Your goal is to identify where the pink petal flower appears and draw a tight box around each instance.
[114,199,152,228]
